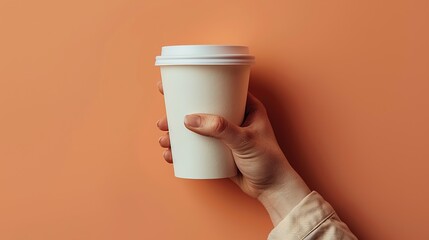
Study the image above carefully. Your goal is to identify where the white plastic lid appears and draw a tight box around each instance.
[155,45,255,66]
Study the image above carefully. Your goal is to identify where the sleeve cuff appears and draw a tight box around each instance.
[267,191,336,239]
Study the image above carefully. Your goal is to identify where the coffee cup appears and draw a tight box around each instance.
[155,45,254,179]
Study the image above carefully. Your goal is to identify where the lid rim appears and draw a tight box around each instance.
[155,62,255,65]
[156,54,254,58]
[155,59,255,66]
[155,45,255,66]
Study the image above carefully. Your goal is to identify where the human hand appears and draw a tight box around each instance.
[156,81,310,225]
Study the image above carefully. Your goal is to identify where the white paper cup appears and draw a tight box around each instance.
[155,45,254,179]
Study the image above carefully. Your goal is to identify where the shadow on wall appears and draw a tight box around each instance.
[249,69,362,238]
[249,69,316,188]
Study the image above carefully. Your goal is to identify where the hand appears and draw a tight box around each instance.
[156,81,311,225]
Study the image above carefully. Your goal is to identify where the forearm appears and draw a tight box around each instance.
[257,169,311,226]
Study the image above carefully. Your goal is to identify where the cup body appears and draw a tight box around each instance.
[155,45,254,179]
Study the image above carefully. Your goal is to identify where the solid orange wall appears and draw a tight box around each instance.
[1,0,428,239]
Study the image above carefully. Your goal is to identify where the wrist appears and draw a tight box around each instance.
[257,170,311,226]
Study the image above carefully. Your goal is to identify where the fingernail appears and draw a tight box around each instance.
[184,115,201,127]
[156,120,160,127]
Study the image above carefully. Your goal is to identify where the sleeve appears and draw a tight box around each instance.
[267,191,358,240]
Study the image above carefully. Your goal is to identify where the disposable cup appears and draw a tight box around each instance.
[155,45,254,179]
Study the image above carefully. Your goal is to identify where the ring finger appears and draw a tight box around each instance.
[158,133,171,148]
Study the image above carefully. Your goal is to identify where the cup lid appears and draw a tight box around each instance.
[155,45,255,66]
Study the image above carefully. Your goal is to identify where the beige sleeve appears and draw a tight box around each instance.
[268,191,358,240]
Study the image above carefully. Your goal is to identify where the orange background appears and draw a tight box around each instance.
[1,0,428,239]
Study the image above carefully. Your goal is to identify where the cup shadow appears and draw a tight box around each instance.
[249,68,362,239]
[248,69,318,190]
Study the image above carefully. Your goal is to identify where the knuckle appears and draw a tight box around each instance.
[213,116,228,135]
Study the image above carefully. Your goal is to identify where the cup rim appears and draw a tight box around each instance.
[155,45,255,66]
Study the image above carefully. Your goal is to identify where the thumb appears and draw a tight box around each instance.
[184,114,251,151]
